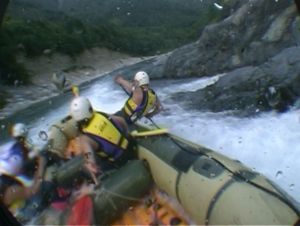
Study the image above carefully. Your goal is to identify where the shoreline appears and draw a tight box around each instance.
[0,48,150,120]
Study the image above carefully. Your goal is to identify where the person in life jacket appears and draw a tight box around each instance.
[114,71,162,124]
[0,123,32,177]
[69,97,136,177]
[0,123,46,213]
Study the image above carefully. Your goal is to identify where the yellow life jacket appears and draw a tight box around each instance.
[9,198,25,213]
[123,89,157,122]
[82,112,129,151]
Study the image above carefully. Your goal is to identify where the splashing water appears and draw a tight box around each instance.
[1,74,299,203]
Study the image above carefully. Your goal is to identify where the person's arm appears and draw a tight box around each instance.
[3,155,46,207]
[114,75,133,94]
[29,155,46,194]
[3,186,27,208]
[155,97,163,113]
[79,135,99,185]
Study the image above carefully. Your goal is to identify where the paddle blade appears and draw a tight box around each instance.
[72,85,80,97]
[131,128,168,137]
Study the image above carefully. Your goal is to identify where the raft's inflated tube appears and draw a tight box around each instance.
[47,115,78,158]
[19,160,152,225]
[93,160,153,225]
[52,155,89,187]
[135,129,300,225]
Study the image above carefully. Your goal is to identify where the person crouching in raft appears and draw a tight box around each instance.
[69,96,137,178]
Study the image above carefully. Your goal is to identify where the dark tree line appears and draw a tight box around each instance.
[295,0,300,14]
[0,0,9,27]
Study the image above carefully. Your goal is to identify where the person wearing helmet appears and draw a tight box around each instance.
[0,123,46,213]
[70,97,135,173]
[114,71,162,124]
[12,123,28,139]
[0,155,46,213]
[0,123,30,176]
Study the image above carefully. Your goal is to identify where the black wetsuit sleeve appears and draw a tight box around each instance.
[0,201,22,226]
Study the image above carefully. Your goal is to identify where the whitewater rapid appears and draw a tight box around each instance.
[15,74,300,203]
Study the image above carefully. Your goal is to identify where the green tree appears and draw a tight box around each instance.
[0,0,9,27]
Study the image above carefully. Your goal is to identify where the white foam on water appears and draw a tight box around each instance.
[7,74,299,203]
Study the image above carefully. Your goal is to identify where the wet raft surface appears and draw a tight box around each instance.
[15,123,300,225]
[133,127,300,225]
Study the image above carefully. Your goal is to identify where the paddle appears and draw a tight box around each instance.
[130,128,168,137]
[71,85,80,97]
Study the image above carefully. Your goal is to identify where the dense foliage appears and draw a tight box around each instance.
[0,0,224,85]
[0,89,8,109]
[0,27,29,85]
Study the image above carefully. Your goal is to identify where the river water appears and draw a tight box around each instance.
[0,70,299,205]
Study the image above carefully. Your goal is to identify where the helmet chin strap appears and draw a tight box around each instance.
[77,119,90,129]
[15,136,26,143]
[131,85,137,92]
[132,80,139,89]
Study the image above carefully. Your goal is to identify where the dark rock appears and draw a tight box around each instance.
[160,0,297,79]
[137,0,300,116]
[170,46,300,116]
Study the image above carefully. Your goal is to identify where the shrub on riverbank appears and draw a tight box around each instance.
[0,92,8,109]
[0,31,30,85]
[0,2,223,85]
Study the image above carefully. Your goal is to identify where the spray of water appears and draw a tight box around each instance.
[85,75,300,202]
[3,74,298,203]
[153,76,300,202]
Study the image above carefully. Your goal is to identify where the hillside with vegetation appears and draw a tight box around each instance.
[0,0,233,109]
[0,0,228,85]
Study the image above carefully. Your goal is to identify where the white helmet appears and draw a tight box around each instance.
[12,123,28,138]
[134,71,149,86]
[70,97,93,122]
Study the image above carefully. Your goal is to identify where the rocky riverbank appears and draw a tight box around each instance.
[150,1,300,117]
[0,48,148,120]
